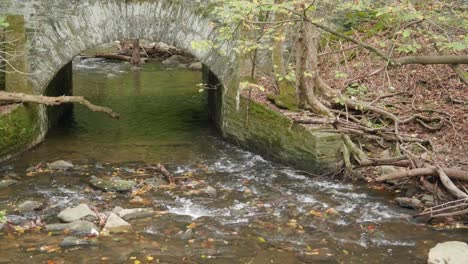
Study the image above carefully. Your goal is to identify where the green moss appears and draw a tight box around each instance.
[0,104,42,157]
[222,94,343,174]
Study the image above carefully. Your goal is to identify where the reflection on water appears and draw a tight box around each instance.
[19,58,217,164]
[1,58,467,263]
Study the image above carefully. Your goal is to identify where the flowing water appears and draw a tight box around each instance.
[0,58,466,263]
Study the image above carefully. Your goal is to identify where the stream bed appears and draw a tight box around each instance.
[0,58,466,263]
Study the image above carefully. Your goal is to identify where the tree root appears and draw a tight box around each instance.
[0,91,120,119]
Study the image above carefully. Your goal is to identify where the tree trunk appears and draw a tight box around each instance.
[130,39,141,65]
[268,0,297,109]
[296,20,333,117]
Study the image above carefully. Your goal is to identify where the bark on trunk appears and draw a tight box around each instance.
[296,20,333,117]
[130,39,141,65]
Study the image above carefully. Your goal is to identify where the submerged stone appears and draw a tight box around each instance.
[103,213,131,233]
[60,236,96,248]
[90,176,136,192]
[428,241,468,264]
[46,220,98,235]
[48,160,74,170]
[57,204,98,222]
[17,200,44,213]
[113,207,155,221]
[0,179,18,190]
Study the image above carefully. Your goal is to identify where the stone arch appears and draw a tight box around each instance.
[20,0,237,94]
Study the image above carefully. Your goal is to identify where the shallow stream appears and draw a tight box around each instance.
[0,58,466,263]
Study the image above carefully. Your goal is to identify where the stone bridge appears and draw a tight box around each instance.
[0,0,342,173]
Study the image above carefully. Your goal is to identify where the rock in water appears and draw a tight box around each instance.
[57,204,98,222]
[113,207,155,220]
[60,236,96,248]
[18,201,44,213]
[202,186,218,198]
[46,220,98,235]
[103,213,131,233]
[395,197,424,209]
[428,241,468,264]
[188,62,202,71]
[0,179,18,190]
[90,176,136,192]
[48,160,74,170]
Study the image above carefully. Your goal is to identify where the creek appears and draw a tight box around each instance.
[0,58,466,264]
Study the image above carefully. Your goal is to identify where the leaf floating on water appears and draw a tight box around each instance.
[258,237,266,243]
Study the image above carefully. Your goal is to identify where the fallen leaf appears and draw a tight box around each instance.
[309,210,324,218]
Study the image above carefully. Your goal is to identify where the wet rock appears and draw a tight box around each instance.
[113,207,155,221]
[202,186,218,198]
[162,55,192,67]
[57,204,98,222]
[188,62,202,71]
[46,220,98,235]
[0,179,18,190]
[103,213,131,233]
[395,197,424,209]
[6,215,29,226]
[141,177,166,189]
[428,241,468,264]
[48,160,74,170]
[90,176,136,192]
[60,236,96,248]
[179,228,193,240]
[17,201,44,214]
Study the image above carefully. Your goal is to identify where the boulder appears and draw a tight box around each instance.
[428,241,468,264]
[60,236,96,248]
[103,213,131,233]
[90,176,136,192]
[113,207,155,221]
[48,160,74,170]
[17,201,44,213]
[0,179,18,190]
[188,62,202,71]
[46,220,98,235]
[395,197,424,209]
[57,204,98,222]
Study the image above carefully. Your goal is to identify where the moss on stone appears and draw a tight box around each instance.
[223,94,343,174]
[0,104,42,158]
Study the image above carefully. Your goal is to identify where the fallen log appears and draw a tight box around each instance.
[0,91,120,119]
[376,166,468,182]
[156,163,176,185]
[95,53,131,62]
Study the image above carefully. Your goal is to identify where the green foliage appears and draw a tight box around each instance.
[0,17,9,28]
[345,83,368,97]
